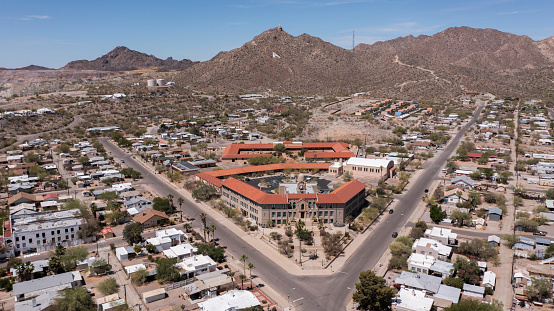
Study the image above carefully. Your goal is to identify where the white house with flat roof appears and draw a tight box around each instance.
[408,253,435,274]
[156,228,186,243]
[197,290,260,311]
[163,244,197,260]
[413,238,452,260]
[146,236,172,251]
[177,255,217,278]
[392,288,434,311]
[424,227,457,245]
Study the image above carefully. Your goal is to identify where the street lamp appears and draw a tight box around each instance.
[288,287,296,310]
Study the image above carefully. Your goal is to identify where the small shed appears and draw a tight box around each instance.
[463,283,485,298]
[483,271,496,289]
[115,246,135,261]
[536,237,551,247]
[101,228,115,239]
[100,298,126,311]
[143,288,166,303]
[488,207,503,221]
[488,235,500,248]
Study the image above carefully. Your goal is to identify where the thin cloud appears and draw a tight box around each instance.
[229,0,372,9]
[15,15,51,21]
[497,10,539,15]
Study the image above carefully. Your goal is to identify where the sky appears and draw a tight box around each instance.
[2,0,553,68]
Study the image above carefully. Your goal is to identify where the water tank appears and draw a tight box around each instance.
[147,79,156,87]
[156,79,165,87]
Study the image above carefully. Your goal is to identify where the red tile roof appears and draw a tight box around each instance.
[101,227,114,235]
[3,220,11,238]
[133,208,169,224]
[304,152,354,159]
[196,162,332,188]
[466,152,482,158]
[43,193,59,200]
[222,178,366,205]
[221,142,350,159]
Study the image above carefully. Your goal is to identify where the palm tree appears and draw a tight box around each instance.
[167,194,174,211]
[240,255,248,276]
[247,263,255,289]
[239,274,247,289]
[200,213,207,241]
[183,223,192,233]
[209,225,216,242]
[228,271,236,290]
[177,197,184,221]
[295,220,305,266]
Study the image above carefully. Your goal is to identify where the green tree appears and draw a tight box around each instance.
[247,263,255,288]
[98,191,119,202]
[526,277,553,301]
[502,234,520,248]
[61,246,88,270]
[14,261,34,282]
[445,299,502,311]
[450,210,472,227]
[443,276,464,289]
[123,222,144,245]
[90,258,112,275]
[240,254,249,277]
[546,188,554,200]
[409,221,427,240]
[342,171,353,182]
[97,277,119,295]
[25,153,41,164]
[239,274,247,289]
[353,270,397,311]
[429,204,446,223]
[153,197,174,214]
[155,258,180,283]
[52,287,95,311]
[131,268,148,285]
[273,143,286,153]
[454,258,480,285]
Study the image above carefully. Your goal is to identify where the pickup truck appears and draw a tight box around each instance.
[533,231,547,236]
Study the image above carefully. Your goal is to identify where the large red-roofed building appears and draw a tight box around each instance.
[221,141,353,163]
[221,177,366,226]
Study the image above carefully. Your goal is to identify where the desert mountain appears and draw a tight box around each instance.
[178,26,554,99]
[61,46,197,71]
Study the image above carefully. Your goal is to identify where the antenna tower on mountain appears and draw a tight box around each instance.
[352,30,355,50]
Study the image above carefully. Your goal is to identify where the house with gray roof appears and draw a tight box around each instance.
[462,283,485,298]
[433,284,461,304]
[450,175,475,188]
[394,271,442,294]
[488,235,500,247]
[514,236,535,251]
[13,271,82,301]
[124,196,152,212]
[430,260,454,279]
[488,207,503,221]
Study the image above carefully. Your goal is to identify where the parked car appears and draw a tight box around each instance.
[389,209,394,214]
[534,231,547,236]
[392,232,398,238]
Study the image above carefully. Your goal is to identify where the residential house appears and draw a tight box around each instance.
[424,227,458,246]
[8,192,38,206]
[14,290,58,311]
[488,207,503,221]
[462,284,485,299]
[124,196,153,213]
[394,271,442,295]
[412,238,452,260]
[156,228,186,244]
[177,255,217,278]
[392,288,434,311]
[101,228,115,239]
[408,253,435,274]
[124,264,147,276]
[488,235,500,247]
[163,244,197,260]
[433,285,461,305]
[513,236,535,251]
[197,290,260,311]
[450,176,475,189]
[443,189,468,204]
[429,260,454,279]
[146,236,172,251]
[13,271,82,302]
[133,208,169,228]
[483,271,496,289]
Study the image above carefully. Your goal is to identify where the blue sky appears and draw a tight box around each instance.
[2,0,553,68]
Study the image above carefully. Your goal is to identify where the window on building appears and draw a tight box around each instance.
[36,234,39,238]
[65,229,68,233]
[324,211,328,217]
[330,211,334,216]
[29,239,32,243]
[272,212,275,217]
[22,236,25,240]
[42,233,45,238]
[15,237,19,242]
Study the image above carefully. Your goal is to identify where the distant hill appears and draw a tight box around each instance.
[176,26,554,99]
[15,65,54,70]
[61,46,197,71]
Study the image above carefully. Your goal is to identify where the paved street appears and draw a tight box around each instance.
[95,101,485,311]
